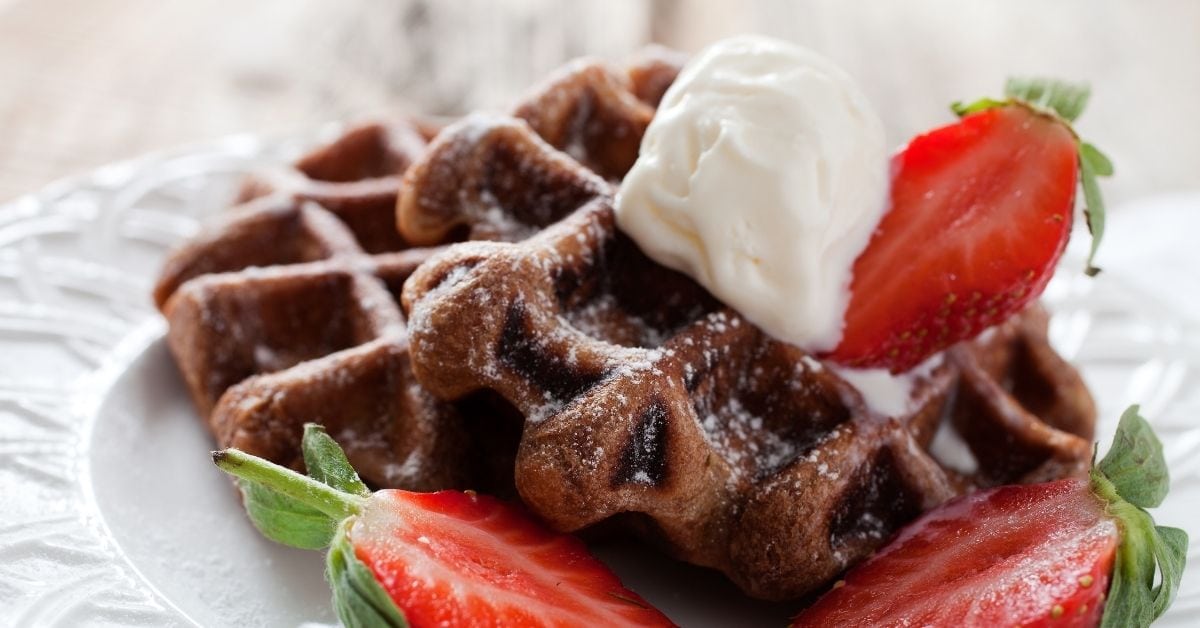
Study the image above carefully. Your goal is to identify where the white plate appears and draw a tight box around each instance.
[1,135,1199,627]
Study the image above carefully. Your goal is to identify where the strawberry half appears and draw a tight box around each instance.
[827,79,1113,372]
[213,425,674,628]
[791,406,1188,628]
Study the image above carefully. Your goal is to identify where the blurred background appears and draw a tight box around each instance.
[1,0,1198,203]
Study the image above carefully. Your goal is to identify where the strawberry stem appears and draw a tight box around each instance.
[1089,464,1121,505]
[213,449,365,521]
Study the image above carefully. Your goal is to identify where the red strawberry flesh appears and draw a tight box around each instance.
[350,489,675,628]
[829,105,1079,372]
[792,478,1117,627]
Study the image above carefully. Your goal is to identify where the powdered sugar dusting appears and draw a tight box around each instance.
[699,397,798,482]
[799,354,824,373]
[566,293,670,348]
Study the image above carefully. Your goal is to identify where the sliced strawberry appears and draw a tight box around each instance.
[212,424,674,628]
[791,406,1187,628]
[792,478,1116,627]
[827,103,1079,372]
[351,489,673,627]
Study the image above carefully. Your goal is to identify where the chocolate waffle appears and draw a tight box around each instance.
[154,52,683,491]
[151,116,479,490]
[398,51,681,245]
[397,115,1097,600]
[232,118,434,254]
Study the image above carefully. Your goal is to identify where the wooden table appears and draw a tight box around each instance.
[2,0,1198,204]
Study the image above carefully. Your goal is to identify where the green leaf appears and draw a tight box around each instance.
[1092,405,1190,627]
[1081,141,1115,176]
[1151,526,1189,619]
[303,424,370,497]
[1005,77,1091,122]
[238,479,337,550]
[1079,141,1114,276]
[1096,491,1161,628]
[950,97,1006,117]
[1097,405,1169,508]
[328,521,408,628]
[1100,558,1154,628]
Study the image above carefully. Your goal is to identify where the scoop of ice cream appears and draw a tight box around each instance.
[615,34,888,351]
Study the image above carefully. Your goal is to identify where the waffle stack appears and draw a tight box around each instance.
[156,49,1096,601]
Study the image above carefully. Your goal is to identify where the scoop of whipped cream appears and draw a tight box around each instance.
[615,35,888,351]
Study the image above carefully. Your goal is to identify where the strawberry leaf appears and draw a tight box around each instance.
[950,97,1006,117]
[1100,555,1154,628]
[1081,141,1115,176]
[329,520,409,628]
[238,479,338,550]
[1079,141,1114,276]
[1092,405,1189,627]
[303,423,370,497]
[1152,526,1188,618]
[1097,405,1168,508]
[1005,77,1091,122]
